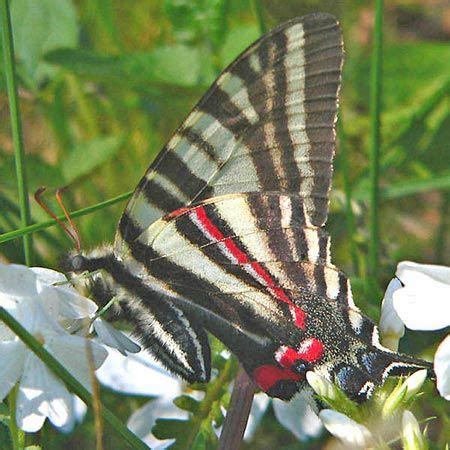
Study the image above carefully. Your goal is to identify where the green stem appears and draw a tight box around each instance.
[183,358,235,449]
[251,0,267,35]
[368,0,383,283]
[8,386,25,450]
[0,191,132,245]
[0,307,149,450]
[0,0,32,265]
[338,118,360,276]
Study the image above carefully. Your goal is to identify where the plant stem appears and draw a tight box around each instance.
[338,118,360,276]
[219,365,255,450]
[368,0,383,283]
[183,357,236,449]
[0,307,149,450]
[0,0,32,265]
[251,0,267,35]
[8,386,25,450]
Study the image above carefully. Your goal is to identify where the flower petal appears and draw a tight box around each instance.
[33,267,98,320]
[434,334,450,400]
[379,278,405,351]
[243,393,270,441]
[0,340,26,401]
[46,335,107,391]
[17,354,73,432]
[96,343,182,398]
[397,261,450,286]
[319,409,372,448]
[56,396,88,433]
[127,397,188,449]
[273,389,322,441]
[393,284,450,331]
[0,262,38,299]
[93,319,140,355]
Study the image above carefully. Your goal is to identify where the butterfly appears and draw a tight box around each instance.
[66,13,432,401]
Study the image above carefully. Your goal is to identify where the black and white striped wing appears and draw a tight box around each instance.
[115,13,343,251]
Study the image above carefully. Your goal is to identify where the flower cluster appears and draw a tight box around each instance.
[0,263,138,432]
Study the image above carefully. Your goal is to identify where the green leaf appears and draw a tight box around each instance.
[0,420,12,450]
[61,135,124,183]
[45,45,212,88]
[10,0,78,84]
[153,418,190,440]
[164,0,229,48]
[210,400,224,427]
[173,395,200,413]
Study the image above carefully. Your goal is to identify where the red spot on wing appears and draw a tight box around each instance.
[298,337,324,362]
[194,206,306,329]
[276,338,324,369]
[253,365,302,392]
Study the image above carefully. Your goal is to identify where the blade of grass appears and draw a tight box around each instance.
[0,307,149,450]
[368,0,384,283]
[338,118,360,276]
[251,0,267,34]
[0,0,32,265]
[0,190,132,245]
[353,173,450,201]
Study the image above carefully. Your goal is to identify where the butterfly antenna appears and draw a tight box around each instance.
[34,187,82,252]
[56,187,82,253]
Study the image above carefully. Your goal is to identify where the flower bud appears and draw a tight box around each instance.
[306,371,336,399]
[402,410,426,450]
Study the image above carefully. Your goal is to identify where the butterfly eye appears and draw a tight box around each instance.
[71,255,86,272]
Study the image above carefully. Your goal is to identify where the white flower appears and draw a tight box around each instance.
[0,263,109,432]
[393,261,450,331]
[402,410,426,450]
[272,390,322,441]
[128,397,189,449]
[379,278,405,351]
[96,340,183,398]
[380,261,450,401]
[318,409,373,448]
[434,335,450,400]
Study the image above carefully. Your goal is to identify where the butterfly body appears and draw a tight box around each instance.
[67,13,432,401]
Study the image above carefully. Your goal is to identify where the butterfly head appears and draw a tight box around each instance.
[62,245,114,274]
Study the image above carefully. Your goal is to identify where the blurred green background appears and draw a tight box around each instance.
[0,0,449,448]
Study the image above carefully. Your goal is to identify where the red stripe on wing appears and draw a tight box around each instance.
[193,206,306,329]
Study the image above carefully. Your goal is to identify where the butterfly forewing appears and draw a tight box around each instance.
[115,13,343,253]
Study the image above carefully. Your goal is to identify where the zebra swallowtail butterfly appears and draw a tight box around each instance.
[66,13,431,401]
